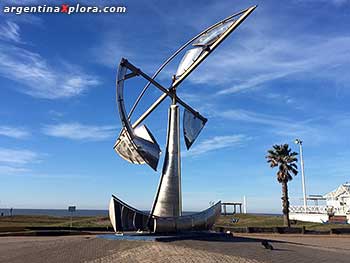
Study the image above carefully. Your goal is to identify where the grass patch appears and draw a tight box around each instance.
[1,214,350,233]
[216,214,350,231]
[0,215,112,230]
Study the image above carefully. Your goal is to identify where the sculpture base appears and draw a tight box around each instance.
[109,195,221,233]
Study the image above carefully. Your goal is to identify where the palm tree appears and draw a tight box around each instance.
[266,144,298,227]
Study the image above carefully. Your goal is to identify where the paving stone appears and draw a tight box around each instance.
[0,234,349,263]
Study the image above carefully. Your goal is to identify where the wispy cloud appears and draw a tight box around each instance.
[0,165,29,175]
[48,110,64,119]
[218,109,350,145]
[0,21,21,43]
[177,91,203,104]
[0,21,99,99]
[0,1,43,26]
[264,93,295,105]
[220,109,289,126]
[0,44,100,99]
[0,148,39,165]
[183,134,250,157]
[180,7,350,96]
[90,33,165,73]
[42,122,117,141]
[91,36,130,68]
[219,109,320,140]
[294,0,350,6]
[196,36,350,95]
[0,147,39,176]
[0,126,30,139]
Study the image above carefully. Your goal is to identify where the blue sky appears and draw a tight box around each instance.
[0,0,349,213]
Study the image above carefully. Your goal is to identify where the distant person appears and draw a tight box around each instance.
[10,208,13,217]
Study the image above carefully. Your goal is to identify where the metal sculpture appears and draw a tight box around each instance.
[109,5,257,233]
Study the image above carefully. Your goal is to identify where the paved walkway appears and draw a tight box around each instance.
[86,242,259,263]
[0,234,349,263]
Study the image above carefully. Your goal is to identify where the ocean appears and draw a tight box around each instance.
[0,208,109,217]
[0,209,200,217]
[0,208,281,217]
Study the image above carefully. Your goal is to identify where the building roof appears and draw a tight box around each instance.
[324,183,350,199]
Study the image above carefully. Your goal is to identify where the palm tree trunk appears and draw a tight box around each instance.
[281,180,290,227]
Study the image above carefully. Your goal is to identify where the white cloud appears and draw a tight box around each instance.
[90,31,135,69]
[0,148,39,176]
[0,21,99,99]
[0,44,100,99]
[183,12,350,96]
[220,109,288,127]
[183,134,250,157]
[0,126,30,139]
[219,109,319,139]
[0,21,21,43]
[42,122,117,141]
[48,110,64,119]
[177,92,202,103]
[0,165,29,175]
[0,2,43,28]
[217,71,295,95]
[199,36,350,95]
[0,147,40,176]
[294,0,349,6]
[218,109,350,145]
[0,148,39,165]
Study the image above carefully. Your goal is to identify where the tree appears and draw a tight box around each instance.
[266,144,298,227]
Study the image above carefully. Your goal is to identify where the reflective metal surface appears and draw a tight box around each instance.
[171,6,257,89]
[129,7,256,125]
[109,6,257,233]
[175,47,203,78]
[183,108,206,149]
[152,104,182,217]
[115,62,161,171]
[114,125,161,170]
[193,20,234,46]
[133,125,161,170]
[120,6,257,134]
[153,201,221,233]
[109,194,221,233]
[114,128,144,165]
[109,195,150,232]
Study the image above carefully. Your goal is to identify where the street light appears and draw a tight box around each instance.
[295,139,307,212]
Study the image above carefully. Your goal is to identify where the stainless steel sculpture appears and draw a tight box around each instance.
[109,5,257,233]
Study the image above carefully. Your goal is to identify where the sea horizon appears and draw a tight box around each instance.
[0,208,281,217]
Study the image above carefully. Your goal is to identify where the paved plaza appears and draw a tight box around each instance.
[0,234,349,263]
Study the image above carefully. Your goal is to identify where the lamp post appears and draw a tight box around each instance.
[243,196,247,214]
[295,139,307,212]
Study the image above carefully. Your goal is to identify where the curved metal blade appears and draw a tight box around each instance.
[114,125,161,171]
[115,60,161,171]
[172,5,257,89]
[193,20,234,46]
[129,6,257,129]
[175,47,203,78]
[183,108,206,149]
[114,128,145,165]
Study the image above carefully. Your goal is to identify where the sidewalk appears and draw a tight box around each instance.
[0,234,349,263]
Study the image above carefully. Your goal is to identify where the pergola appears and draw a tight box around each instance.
[221,202,243,215]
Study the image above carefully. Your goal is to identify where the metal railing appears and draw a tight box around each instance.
[289,205,328,214]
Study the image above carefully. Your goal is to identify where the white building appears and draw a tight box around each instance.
[289,183,350,224]
[324,183,350,217]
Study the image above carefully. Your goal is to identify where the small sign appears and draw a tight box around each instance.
[68,206,76,212]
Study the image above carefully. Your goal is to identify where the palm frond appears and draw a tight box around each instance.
[266,143,298,183]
